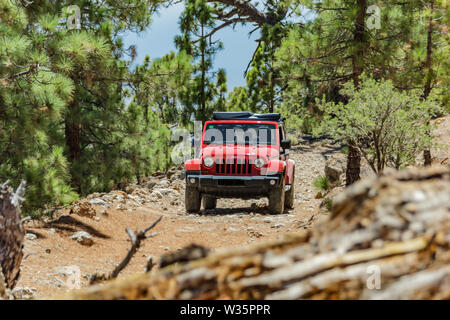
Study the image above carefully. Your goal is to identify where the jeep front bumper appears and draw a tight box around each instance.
[185,171,283,198]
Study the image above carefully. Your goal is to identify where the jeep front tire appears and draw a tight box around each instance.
[268,178,285,214]
[185,187,201,213]
[285,175,295,209]
[203,196,217,210]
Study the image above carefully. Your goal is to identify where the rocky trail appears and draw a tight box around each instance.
[14,137,351,299]
[10,116,449,299]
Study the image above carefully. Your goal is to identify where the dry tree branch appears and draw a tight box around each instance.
[207,0,277,26]
[89,216,163,284]
[192,17,253,43]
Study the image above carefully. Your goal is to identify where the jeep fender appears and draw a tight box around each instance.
[185,159,202,171]
[285,159,295,185]
[264,160,285,176]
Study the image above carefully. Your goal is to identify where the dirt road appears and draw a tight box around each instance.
[15,137,353,298]
[9,116,449,299]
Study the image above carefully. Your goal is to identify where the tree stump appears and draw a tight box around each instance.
[0,181,26,291]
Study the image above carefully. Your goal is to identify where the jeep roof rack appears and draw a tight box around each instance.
[211,112,283,122]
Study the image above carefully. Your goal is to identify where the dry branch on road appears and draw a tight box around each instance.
[89,216,163,284]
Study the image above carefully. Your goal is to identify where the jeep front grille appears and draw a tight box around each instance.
[215,158,253,175]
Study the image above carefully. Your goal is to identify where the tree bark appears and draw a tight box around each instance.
[351,0,367,87]
[208,0,278,26]
[200,22,206,121]
[65,101,82,192]
[422,0,434,166]
[346,142,361,186]
[346,0,368,184]
[65,118,81,163]
[0,181,26,291]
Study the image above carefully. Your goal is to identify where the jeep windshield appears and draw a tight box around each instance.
[203,123,277,146]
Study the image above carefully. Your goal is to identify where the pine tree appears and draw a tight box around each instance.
[24,0,161,195]
[394,0,449,165]
[175,0,227,123]
[0,0,79,215]
[276,0,422,184]
[224,87,248,111]
[246,23,286,113]
[133,52,193,125]
[0,0,168,214]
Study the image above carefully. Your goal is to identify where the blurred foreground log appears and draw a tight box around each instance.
[64,166,450,300]
[0,181,26,293]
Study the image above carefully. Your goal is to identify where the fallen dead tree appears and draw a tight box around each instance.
[63,166,450,300]
[0,181,26,298]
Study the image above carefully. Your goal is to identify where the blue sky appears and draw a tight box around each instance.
[122,2,259,90]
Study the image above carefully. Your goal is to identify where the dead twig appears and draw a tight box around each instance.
[90,216,162,284]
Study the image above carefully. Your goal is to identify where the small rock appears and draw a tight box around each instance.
[70,200,97,218]
[25,233,37,241]
[152,190,163,199]
[159,179,169,188]
[70,231,94,246]
[315,192,323,199]
[11,287,36,300]
[247,228,263,238]
[324,157,345,182]
[89,198,109,207]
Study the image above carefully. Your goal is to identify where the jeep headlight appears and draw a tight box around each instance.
[203,157,214,168]
[254,158,265,168]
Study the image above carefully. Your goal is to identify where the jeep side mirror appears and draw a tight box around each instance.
[281,139,291,150]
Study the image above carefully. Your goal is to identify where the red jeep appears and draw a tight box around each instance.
[184,112,295,214]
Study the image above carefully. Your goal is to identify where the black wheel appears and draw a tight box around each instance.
[185,187,201,213]
[203,196,217,210]
[285,174,295,209]
[268,178,285,214]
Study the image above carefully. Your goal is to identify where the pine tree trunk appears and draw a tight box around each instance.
[65,102,82,192]
[351,0,367,87]
[65,119,81,163]
[422,0,434,167]
[346,0,367,184]
[200,23,206,122]
[346,142,361,186]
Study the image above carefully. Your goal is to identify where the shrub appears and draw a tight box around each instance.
[313,175,330,191]
[315,75,442,173]
[287,134,299,146]
[324,198,333,211]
